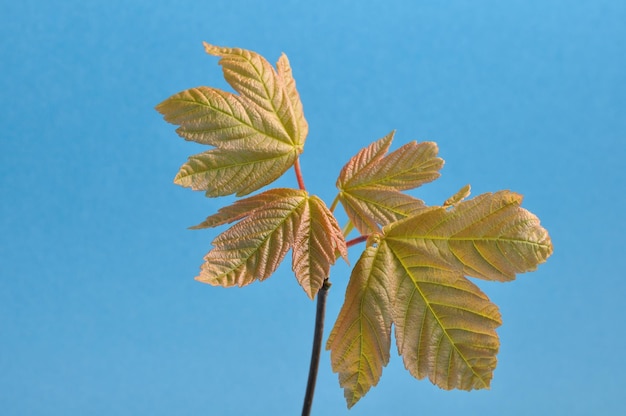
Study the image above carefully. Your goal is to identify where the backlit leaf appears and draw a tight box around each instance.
[384,191,553,281]
[292,196,348,298]
[156,43,307,197]
[338,131,443,190]
[190,188,299,229]
[174,147,297,197]
[337,132,393,189]
[339,186,427,235]
[203,42,308,148]
[385,238,501,390]
[337,132,443,233]
[326,242,396,408]
[328,191,552,405]
[195,188,346,298]
[196,188,307,287]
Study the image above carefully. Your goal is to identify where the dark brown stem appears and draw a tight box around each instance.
[301,279,331,416]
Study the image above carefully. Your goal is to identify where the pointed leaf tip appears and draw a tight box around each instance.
[336,132,442,233]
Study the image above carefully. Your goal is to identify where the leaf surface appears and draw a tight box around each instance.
[203,42,308,146]
[337,132,443,233]
[385,238,502,390]
[174,148,297,197]
[195,189,346,298]
[196,188,307,287]
[340,186,427,235]
[292,196,348,298]
[326,242,396,408]
[190,188,299,229]
[384,191,553,281]
[156,43,307,197]
[328,191,553,406]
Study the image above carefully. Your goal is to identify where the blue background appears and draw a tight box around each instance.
[1,1,624,415]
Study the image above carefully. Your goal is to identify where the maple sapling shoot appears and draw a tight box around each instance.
[157,42,553,413]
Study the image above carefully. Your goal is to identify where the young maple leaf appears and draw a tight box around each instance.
[327,190,553,408]
[156,43,307,197]
[192,188,347,299]
[337,131,444,234]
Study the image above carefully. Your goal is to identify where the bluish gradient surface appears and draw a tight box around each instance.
[1,1,624,415]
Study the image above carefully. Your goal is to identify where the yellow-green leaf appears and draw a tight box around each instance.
[339,186,427,235]
[338,131,443,191]
[385,238,502,390]
[156,87,294,150]
[174,148,297,197]
[203,42,308,148]
[195,189,347,299]
[190,188,300,229]
[384,191,553,281]
[326,242,396,408]
[292,196,348,298]
[196,189,307,287]
[337,132,393,190]
[336,131,443,233]
[328,191,552,405]
[156,44,308,197]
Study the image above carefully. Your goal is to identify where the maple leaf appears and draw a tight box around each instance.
[326,241,395,408]
[336,131,444,234]
[327,191,553,407]
[292,195,349,297]
[156,43,307,197]
[194,188,346,299]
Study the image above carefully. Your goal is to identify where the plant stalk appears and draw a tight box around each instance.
[301,279,331,416]
[294,157,306,191]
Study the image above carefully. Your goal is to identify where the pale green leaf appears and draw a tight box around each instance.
[195,189,347,299]
[196,189,307,287]
[381,192,551,389]
[339,187,426,234]
[174,148,297,197]
[292,196,348,298]
[326,243,396,408]
[203,42,308,148]
[336,132,393,190]
[190,188,300,229]
[276,53,308,147]
[328,191,552,403]
[156,87,294,150]
[385,238,502,390]
[336,131,442,233]
[156,44,308,197]
[384,191,554,281]
[338,131,443,191]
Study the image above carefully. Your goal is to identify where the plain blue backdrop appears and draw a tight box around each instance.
[1,1,624,415]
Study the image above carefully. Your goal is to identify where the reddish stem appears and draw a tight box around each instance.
[294,158,306,190]
[346,235,369,247]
